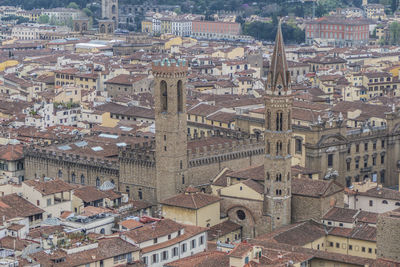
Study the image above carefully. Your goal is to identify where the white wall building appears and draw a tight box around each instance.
[122,219,207,267]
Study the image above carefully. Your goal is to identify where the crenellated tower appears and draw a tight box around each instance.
[153,59,189,202]
[264,22,292,229]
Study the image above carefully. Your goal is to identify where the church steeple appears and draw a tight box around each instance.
[264,21,292,230]
[267,21,291,95]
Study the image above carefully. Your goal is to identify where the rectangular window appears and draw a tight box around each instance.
[172,247,178,257]
[336,243,340,248]
[162,251,168,261]
[364,142,368,151]
[152,254,158,263]
[381,155,385,164]
[369,200,373,206]
[191,239,196,249]
[382,140,385,148]
[356,144,359,153]
[181,243,187,253]
[328,154,334,167]
[200,235,204,245]
[349,245,353,250]
[154,238,158,244]
[47,198,51,206]
[362,247,366,252]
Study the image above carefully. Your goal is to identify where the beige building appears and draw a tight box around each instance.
[22,178,74,218]
[105,74,153,98]
[161,187,221,227]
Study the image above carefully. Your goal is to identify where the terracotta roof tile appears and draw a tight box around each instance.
[24,178,75,196]
[160,192,220,210]
[207,220,241,241]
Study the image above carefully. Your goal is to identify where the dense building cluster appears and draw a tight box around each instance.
[0,0,398,266]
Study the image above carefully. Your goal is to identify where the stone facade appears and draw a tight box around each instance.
[98,19,115,35]
[102,0,118,25]
[377,210,400,262]
[291,188,344,223]
[303,111,400,188]
[220,197,271,238]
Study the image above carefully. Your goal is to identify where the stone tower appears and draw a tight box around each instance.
[153,59,188,202]
[377,210,400,262]
[264,22,292,229]
[102,0,118,26]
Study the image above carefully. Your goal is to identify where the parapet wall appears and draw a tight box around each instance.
[188,137,265,167]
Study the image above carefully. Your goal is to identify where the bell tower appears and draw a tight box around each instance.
[102,0,118,26]
[153,59,188,202]
[264,22,292,229]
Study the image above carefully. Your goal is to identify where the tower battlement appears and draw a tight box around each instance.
[119,141,156,165]
[152,58,188,78]
[24,146,119,170]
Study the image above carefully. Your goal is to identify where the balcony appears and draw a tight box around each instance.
[360,166,372,173]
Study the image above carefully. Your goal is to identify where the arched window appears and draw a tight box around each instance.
[177,80,183,112]
[58,170,62,179]
[100,228,105,234]
[112,5,116,14]
[276,173,282,182]
[276,112,283,131]
[80,175,85,185]
[71,173,76,183]
[287,141,291,155]
[160,80,168,112]
[382,200,388,204]
[395,202,400,206]
[96,177,100,187]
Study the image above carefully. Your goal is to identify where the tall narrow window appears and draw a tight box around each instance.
[138,188,143,200]
[267,110,271,130]
[328,154,334,167]
[276,141,283,156]
[288,111,291,130]
[80,175,85,185]
[267,141,270,154]
[276,112,283,131]
[96,177,100,187]
[177,80,183,112]
[160,80,168,112]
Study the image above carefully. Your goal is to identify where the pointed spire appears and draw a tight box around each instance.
[267,19,290,94]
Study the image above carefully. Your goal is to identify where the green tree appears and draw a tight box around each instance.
[67,2,79,9]
[66,16,73,29]
[38,14,49,24]
[389,21,400,44]
[49,15,57,25]
[82,8,93,18]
